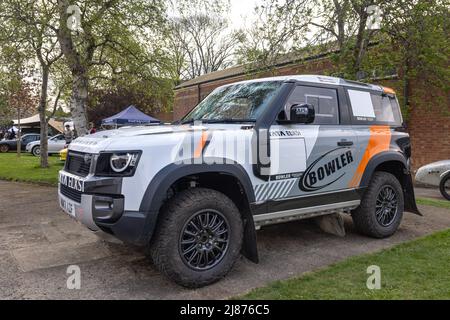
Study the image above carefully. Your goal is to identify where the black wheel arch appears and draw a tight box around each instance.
[360,151,421,215]
[139,157,259,263]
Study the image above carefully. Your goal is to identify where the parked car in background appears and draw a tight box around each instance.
[59,147,68,161]
[26,134,66,157]
[415,161,450,200]
[0,133,40,153]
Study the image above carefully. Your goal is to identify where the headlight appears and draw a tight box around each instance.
[110,153,135,173]
[95,151,141,176]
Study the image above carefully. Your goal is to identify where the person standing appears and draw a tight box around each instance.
[89,122,97,134]
[9,128,16,140]
[64,124,74,144]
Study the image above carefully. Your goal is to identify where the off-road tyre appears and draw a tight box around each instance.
[149,188,243,288]
[352,171,404,238]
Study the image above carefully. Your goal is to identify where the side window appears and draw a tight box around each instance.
[286,86,339,125]
[347,89,402,125]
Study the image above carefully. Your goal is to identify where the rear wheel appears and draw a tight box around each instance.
[0,144,9,153]
[352,171,404,238]
[32,146,41,157]
[149,188,243,288]
[439,173,450,201]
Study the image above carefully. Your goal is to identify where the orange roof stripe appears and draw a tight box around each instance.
[382,86,396,95]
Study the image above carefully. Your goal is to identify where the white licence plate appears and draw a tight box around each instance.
[60,197,76,217]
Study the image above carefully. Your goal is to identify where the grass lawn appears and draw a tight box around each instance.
[417,197,450,210]
[0,152,63,186]
[240,227,450,300]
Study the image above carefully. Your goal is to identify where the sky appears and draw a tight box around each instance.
[229,0,261,29]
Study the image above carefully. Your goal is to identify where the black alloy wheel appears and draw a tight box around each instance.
[375,185,398,227]
[179,209,229,271]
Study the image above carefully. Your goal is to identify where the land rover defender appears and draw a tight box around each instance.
[58,75,420,287]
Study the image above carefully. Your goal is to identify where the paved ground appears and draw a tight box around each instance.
[0,180,449,300]
[415,186,444,200]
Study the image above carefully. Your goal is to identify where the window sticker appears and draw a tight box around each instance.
[348,90,375,118]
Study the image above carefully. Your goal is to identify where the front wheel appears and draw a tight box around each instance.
[352,171,404,238]
[32,146,41,157]
[439,173,450,201]
[149,188,243,288]
[0,144,9,153]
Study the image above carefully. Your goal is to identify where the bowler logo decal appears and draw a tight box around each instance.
[299,147,354,192]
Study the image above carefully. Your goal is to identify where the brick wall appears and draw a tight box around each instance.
[407,92,450,171]
[173,58,450,171]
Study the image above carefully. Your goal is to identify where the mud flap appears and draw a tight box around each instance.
[404,174,422,216]
[241,216,259,263]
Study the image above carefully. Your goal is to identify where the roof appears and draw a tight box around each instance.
[13,114,64,133]
[181,74,384,92]
[102,105,160,125]
[175,64,246,89]
[174,41,385,90]
[174,46,339,90]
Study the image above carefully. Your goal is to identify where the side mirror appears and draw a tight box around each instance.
[290,103,315,124]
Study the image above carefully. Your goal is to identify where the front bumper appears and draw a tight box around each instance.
[58,170,152,245]
[58,192,102,231]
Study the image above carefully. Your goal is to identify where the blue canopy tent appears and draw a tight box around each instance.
[102,105,160,127]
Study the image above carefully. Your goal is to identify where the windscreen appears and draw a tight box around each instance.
[182,81,284,123]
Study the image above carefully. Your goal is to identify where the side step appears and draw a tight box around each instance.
[253,200,360,229]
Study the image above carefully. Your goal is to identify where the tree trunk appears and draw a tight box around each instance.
[57,0,89,137]
[70,71,89,136]
[353,3,370,74]
[16,108,21,158]
[39,66,50,168]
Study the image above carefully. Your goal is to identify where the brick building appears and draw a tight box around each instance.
[173,53,450,171]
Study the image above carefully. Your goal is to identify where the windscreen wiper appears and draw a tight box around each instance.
[200,119,256,124]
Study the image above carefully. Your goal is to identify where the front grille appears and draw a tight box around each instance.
[66,151,92,177]
[60,184,82,203]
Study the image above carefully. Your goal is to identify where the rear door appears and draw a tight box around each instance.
[345,88,403,188]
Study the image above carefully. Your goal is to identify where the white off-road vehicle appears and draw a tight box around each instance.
[58,75,420,287]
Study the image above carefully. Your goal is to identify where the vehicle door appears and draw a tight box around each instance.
[21,135,33,149]
[49,134,66,152]
[266,84,358,205]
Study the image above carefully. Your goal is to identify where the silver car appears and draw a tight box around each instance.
[415,160,450,200]
[26,134,66,157]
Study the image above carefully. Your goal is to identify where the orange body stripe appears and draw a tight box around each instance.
[194,131,209,158]
[349,125,391,188]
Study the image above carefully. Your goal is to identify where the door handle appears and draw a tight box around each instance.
[337,140,354,147]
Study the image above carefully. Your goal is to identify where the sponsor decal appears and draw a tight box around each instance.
[299,147,354,192]
[59,173,84,192]
[269,130,302,137]
[271,172,303,181]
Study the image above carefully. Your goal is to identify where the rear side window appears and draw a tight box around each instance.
[286,86,339,125]
[347,89,402,125]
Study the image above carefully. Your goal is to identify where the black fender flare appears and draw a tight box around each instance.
[360,151,421,215]
[139,157,259,262]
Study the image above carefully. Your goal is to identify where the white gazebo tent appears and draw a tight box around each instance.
[13,114,64,134]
